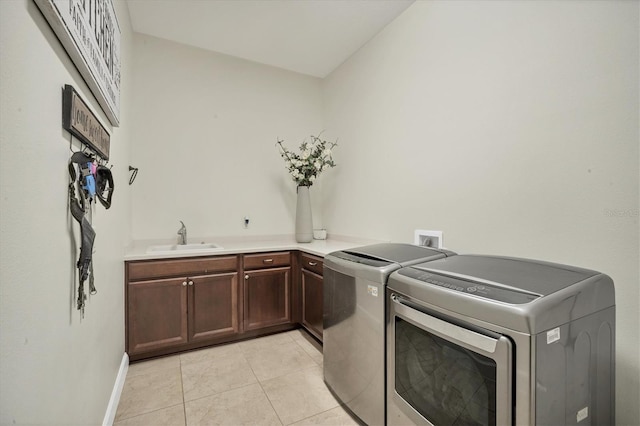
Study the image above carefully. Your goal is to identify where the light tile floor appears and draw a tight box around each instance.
[114,329,360,426]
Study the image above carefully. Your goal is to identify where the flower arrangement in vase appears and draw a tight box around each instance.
[277,134,337,242]
[276,134,337,187]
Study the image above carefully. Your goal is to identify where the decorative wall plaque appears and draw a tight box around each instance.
[34,0,121,127]
[63,85,110,160]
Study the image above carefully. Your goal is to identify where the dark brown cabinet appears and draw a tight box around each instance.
[188,272,239,342]
[300,253,324,341]
[126,256,239,360]
[243,252,292,331]
[127,277,188,354]
[125,249,322,361]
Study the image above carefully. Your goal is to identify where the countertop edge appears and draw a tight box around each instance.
[123,235,384,261]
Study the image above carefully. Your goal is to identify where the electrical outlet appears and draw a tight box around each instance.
[414,229,443,248]
[243,216,250,229]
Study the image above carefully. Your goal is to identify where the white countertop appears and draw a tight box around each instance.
[124,234,383,261]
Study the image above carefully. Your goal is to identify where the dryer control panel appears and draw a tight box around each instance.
[397,267,541,304]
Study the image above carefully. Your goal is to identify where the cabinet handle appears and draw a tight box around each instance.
[245,274,249,280]
[182,281,187,286]
[263,258,274,264]
[188,281,194,286]
[308,262,318,266]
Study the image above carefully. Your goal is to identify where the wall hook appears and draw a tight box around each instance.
[128,166,138,185]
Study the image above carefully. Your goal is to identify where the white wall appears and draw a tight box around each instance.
[322,0,639,423]
[129,34,325,241]
[2,0,636,423]
[0,0,133,424]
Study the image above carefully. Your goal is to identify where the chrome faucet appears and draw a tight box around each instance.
[177,221,187,245]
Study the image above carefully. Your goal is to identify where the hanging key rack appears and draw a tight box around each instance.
[63,84,114,317]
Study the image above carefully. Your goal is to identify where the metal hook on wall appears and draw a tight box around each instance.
[128,166,139,185]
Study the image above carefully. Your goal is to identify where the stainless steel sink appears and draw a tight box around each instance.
[146,242,224,254]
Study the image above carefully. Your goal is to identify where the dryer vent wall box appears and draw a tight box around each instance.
[415,230,443,249]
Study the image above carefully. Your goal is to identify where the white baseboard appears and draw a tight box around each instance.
[103,353,129,426]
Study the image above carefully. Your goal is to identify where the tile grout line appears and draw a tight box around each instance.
[259,364,334,425]
[290,332,346,424]
[113,403,186,425]
[179,355,188,426]
[117,332,325,425]
[179,342,269,405]
[256,379,286,425]
[292,338,322,365]
[114,358,185,423]
[242,345,286,426]
[288,405,339,426]
[289,329,324,362]
[256,333,327,426]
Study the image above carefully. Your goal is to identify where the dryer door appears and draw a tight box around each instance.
[387,293,513,426]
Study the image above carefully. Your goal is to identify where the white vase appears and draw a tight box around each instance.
[295,186,313,243]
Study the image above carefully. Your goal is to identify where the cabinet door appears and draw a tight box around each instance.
[244,267,291,331]
[302,269,323,341]
[128,278,188,355]
[188,272,239,342]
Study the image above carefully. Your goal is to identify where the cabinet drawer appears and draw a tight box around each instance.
[128,256,238,281]
[301,253,323,276]
[244,252,291,270]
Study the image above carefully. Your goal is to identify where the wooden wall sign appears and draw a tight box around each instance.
[63,85,110,160]
[34,0,121,127]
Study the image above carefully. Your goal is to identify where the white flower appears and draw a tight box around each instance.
[277,136,337,187]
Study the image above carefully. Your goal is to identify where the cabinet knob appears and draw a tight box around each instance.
[245,274,249,280]
[182,281,187,286]
[263,258,274,264]
[308,262,318,266]
[188,281,194,286]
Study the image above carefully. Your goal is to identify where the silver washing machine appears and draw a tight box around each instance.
[323,243,456,426]
[386,255,615,426]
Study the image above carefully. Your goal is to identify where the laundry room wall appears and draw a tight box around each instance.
[129,34,325,241]
[0,0,134,424]
[321,1,639,423]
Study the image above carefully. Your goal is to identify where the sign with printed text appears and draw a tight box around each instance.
[34,0,121,127]
[63,85,110,159]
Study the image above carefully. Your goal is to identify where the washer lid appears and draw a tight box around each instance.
[413,255,599,296]
[339,243,449,266]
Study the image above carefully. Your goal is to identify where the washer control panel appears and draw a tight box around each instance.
[397,267,540,304]
[333,251,394,267]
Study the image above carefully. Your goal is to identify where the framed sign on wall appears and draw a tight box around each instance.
[34,0,121,127]
[63,85,110,160]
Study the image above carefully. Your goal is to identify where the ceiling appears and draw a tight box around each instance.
[126,0,414,78]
